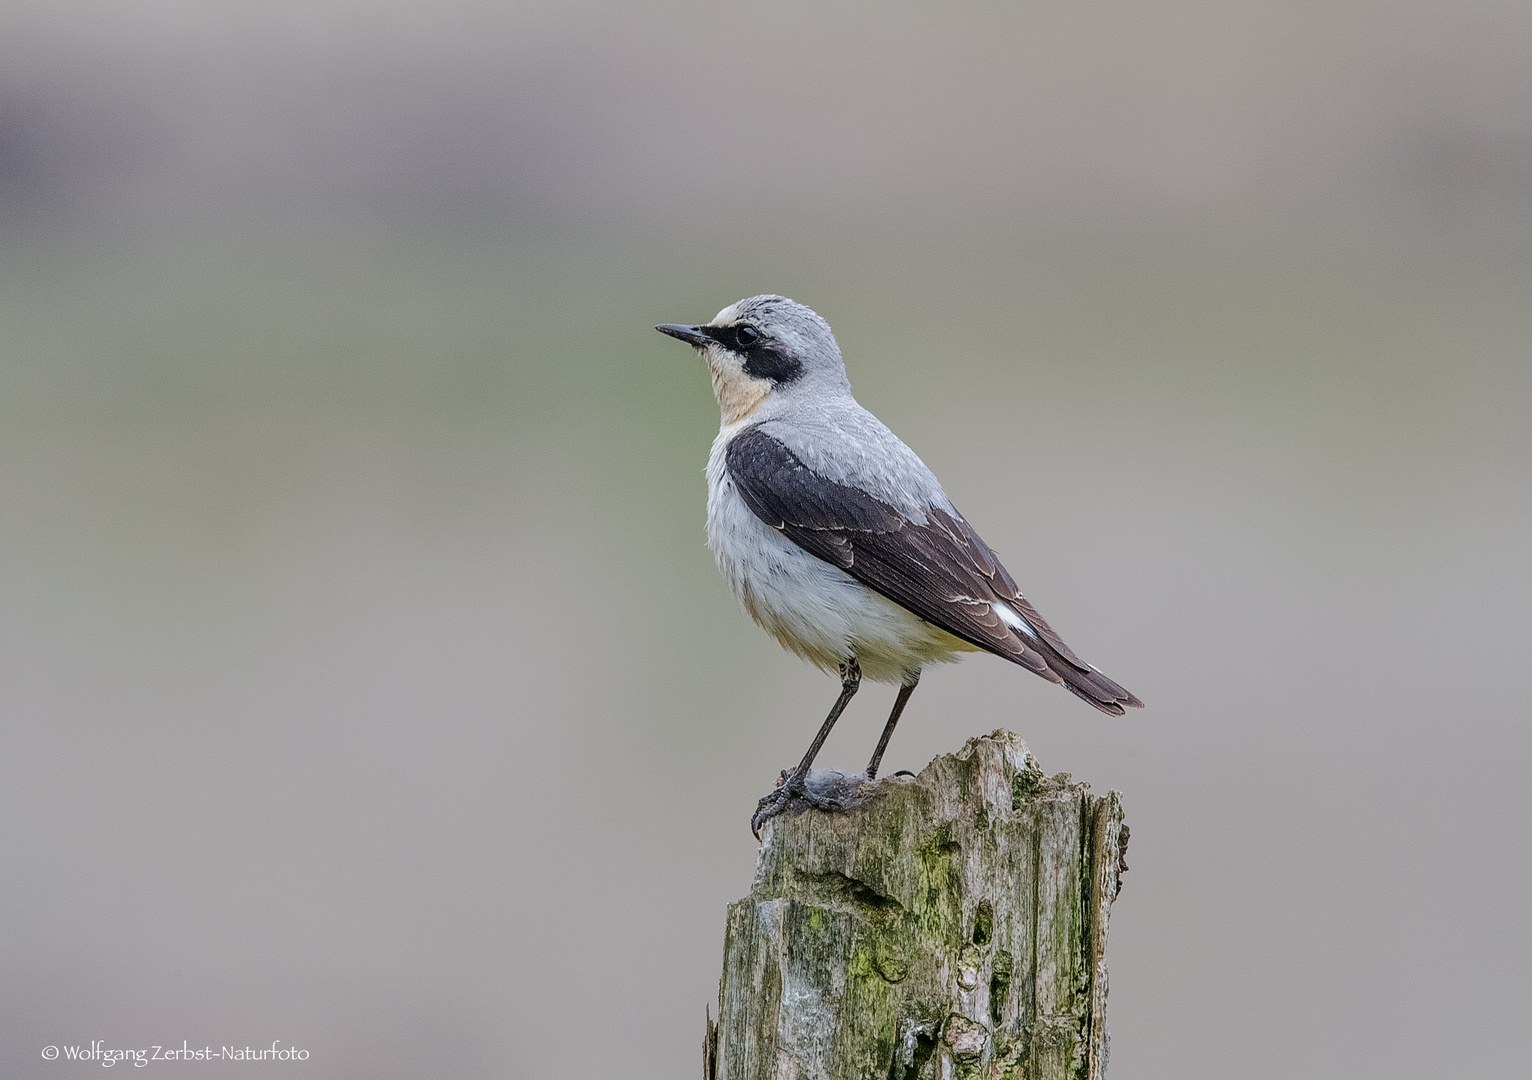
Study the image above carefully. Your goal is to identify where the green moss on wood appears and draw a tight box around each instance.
[715,730,1126,1080]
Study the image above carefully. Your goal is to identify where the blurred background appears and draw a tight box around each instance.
[2,2,1529,1077]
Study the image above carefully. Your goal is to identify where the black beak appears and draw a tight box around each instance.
[655,323,711,346]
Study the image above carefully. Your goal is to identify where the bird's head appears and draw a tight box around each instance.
[656,295,849,425]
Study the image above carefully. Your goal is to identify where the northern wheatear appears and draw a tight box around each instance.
[657,295,1141,835]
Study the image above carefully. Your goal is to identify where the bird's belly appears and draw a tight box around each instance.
[705,476,976,683]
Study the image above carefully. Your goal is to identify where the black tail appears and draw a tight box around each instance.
[1009,597,1144,716]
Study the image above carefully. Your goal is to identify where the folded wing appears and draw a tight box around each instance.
[725,427,1142,715]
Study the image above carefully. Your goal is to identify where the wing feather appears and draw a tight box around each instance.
[725,428,1142,714]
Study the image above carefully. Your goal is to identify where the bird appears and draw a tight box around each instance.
[656,295,1141,835]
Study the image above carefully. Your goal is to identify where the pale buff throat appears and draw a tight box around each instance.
[710,365,771,425]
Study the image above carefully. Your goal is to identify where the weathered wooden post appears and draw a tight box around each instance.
[705,730,1128,1080]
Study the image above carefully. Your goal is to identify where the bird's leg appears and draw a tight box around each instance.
[865,669,920,780]
[785,659,862,785]
[752,659,861,837]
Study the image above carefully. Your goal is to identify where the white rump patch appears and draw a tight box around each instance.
[994,602,1037,638]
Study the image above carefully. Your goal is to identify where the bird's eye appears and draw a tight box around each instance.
[735,325,760,348]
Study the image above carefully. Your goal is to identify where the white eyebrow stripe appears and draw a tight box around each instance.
[993,602,1037,638]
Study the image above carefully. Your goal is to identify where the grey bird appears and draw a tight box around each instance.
[657,295,1142,835]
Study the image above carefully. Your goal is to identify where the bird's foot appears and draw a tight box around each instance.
[750,774,802,839]
[750,767,891,838]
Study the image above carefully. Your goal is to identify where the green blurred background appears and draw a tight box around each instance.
[3,2,1529,1077]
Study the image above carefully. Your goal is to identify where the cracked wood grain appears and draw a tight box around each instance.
[709,730,1127,1080]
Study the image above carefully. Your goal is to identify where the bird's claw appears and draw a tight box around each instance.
[751,776,801,839]
[750,767,888,838]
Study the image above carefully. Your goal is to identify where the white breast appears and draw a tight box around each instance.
[705,427,978,684]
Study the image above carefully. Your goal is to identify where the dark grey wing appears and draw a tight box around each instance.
[725,428,1142,714]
